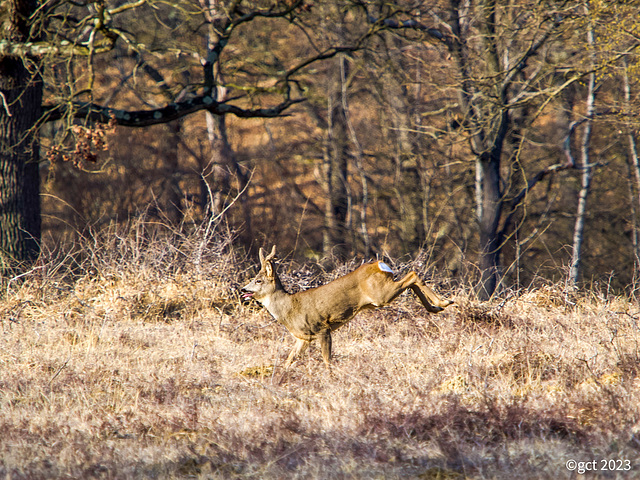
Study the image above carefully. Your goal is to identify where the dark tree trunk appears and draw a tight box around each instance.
[205,111,252,246]
[477,151,503,299]
[0,0,43,271]
[162,121,184,225]
[322,56,350,261]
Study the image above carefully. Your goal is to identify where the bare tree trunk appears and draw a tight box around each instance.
[204,112,252,241]
[622,58,640,270]
[447,0,508,300]
[322,55,350,260]
[203,112,230,218]
[0,0,43,271]
[569,17,597,288]
[200,0,252,246]
[379,32,424,253]
[162,121,184,225]
[477,148,504,299]
[133,60,185,225]
[339,56,371,256]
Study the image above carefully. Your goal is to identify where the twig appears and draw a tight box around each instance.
[0,91,11,116]
[48,358,71,386]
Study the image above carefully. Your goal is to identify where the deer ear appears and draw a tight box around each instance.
[265,261,273,278]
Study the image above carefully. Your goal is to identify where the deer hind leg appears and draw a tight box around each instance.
[398,272,453,313]
[319,329,332,367]
[284,337,309,368]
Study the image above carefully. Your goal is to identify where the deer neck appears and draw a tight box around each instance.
[260,286,292,323]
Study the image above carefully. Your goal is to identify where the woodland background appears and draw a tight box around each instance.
[3,2,640,478]
[15,0,640,296]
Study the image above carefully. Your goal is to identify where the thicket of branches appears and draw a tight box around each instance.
[3,0,640,296]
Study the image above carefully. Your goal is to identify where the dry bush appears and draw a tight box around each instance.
[1,227,640,479]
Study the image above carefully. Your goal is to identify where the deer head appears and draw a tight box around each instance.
[241,245,281,302]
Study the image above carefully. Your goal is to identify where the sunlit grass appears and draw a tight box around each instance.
[1,224,639,479]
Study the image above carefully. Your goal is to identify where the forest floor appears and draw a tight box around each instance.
[1,226,639,479]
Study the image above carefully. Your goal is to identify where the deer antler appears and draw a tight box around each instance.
[259,245,277,264]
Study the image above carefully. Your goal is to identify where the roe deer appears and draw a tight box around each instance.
[242,246,453,368]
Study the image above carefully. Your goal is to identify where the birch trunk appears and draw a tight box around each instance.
[568,16,597,287]
[622,58,640,269]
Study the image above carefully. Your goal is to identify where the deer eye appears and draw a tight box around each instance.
[255,279,263,284]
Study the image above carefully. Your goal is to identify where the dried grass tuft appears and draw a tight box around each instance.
[1,222,639,479]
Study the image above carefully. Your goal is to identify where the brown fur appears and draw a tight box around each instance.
[242,246,453,367]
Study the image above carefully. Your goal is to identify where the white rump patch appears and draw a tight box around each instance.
[377,261,393,274]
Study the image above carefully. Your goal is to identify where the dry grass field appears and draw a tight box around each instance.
[1,225,639,479]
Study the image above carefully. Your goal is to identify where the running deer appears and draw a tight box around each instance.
[242,246,453,368]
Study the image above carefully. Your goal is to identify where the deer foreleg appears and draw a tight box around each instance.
[284,337,309,368]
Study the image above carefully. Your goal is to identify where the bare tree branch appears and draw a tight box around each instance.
[43,94,305,127]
